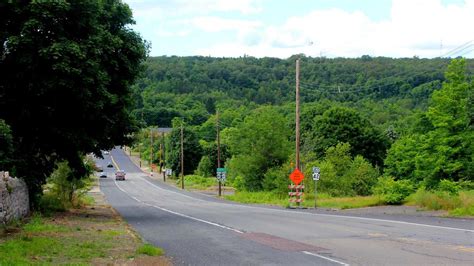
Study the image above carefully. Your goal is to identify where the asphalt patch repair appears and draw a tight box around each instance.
[241,232,327,253]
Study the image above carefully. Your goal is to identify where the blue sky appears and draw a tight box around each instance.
[125,0,474,58]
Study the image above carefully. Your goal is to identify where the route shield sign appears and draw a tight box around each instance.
[216,168,227,181]
[312,173,320,181]
[289,168,304,185]
[312,167,320,174]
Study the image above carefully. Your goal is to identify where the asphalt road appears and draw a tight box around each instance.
[96,148,473,265]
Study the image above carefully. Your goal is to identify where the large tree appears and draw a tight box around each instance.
[223,106,291,191]
[0,1,147,203]
[304,106,388,167]
[385,59,473,187]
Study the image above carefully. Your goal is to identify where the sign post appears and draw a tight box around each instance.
[312,167,320,208]
[216,168,227,196]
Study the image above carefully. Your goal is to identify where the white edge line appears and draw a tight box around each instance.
[302,251,349,266]
[115,154,474,233]
[113,176,243,234]
[141,177,208,202]
[140,175,474,233]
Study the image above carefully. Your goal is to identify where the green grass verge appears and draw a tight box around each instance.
[225,191,384,209]
[177,175,219,190]
[136,243,164,256]
[406,190,474,217]
[0,210,165,265]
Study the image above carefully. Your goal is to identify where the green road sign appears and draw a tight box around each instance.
[217,168,227,173]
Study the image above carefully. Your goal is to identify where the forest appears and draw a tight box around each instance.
[132,55,473,211]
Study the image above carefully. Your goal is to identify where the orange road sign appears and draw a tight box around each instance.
[289,168,304,185]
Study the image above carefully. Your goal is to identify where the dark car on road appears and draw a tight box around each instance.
[107,161,114,168]
[99,172,107,178]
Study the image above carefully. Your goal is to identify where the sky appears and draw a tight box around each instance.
[124,0,474,58]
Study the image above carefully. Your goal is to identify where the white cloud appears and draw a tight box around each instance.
[190,16,262,33]
[173,0,263,15]
[196,0,474,58]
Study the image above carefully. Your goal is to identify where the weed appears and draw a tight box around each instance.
[408,189,474,216]
[136,243,164,256]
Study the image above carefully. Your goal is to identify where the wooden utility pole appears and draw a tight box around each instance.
[295,58,301,170]
[161,132,166,182]
[216,110,222,197]
[180,124,184,189]
[150,128,153,173]
[139,111,143,167]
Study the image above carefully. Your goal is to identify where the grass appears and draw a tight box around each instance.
[137,243,164,256]
[225,191,288,206]
[225,191,385,209]
[309,194,384,209]
[406,190,474,217]
[0,201,167,265]
[178,175,219,190]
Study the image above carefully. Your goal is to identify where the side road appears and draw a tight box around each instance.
[0,178,170,265]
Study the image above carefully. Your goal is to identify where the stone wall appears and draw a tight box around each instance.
[0,171,30,225]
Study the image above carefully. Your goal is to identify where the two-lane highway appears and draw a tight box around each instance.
[97,148,473,265]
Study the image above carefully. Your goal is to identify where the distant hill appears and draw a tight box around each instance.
[132,55,473,127]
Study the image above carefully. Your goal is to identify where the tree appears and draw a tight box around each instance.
[0,1,147,204]
[167,125,202,176]
[385,59,473,186]
[0,120,13,170]
[305,106,388,166]
[223,106,291,191]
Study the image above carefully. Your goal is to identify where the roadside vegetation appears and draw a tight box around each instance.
[132,58,473,217]
[0,160,167,265]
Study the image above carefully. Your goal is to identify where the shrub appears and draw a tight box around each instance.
[263,165,291,196]
[38,193,66,215]
[196,156,213,177]
[373,176,414,204]
[437,179,460,195]
[347,155,379,196]
[47,161,92,208]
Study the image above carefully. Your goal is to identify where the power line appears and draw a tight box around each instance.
[440,40,474,58]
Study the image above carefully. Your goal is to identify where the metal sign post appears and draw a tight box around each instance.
[312,167,320,208]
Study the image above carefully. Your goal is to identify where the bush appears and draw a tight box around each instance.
[437,179,460,195]
[38,193,66,215]
[196,156,213,177]
[263,165,291,196]
[347,155,379,196]
[373,176,414,204]
[47,161,92,208]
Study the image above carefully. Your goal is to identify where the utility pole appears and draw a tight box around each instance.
[295,58,301,170]
[161,132,166,182]
[216,110,222,197]
[180,123,184,190]
[150,128,153,174]
[139,111,143,167]
[138,136,142,168]
[159,132,163,172]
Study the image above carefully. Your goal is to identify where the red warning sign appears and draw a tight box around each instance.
[289,168,304,185]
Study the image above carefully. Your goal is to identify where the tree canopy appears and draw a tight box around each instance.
[0,0,147,203]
